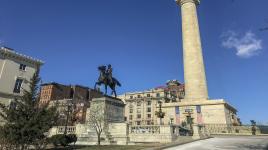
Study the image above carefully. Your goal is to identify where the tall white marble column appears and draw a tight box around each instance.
[176,0,208,100]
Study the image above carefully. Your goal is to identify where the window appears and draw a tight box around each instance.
[130,96,133,99]
[137,101,141,107]
[137,121,141,125]
[147,101,151,106]
[129,115,133,120]
[147,114,151,118]
[147,121,151,125]
[13,79,23,93]
[147,107,151,113]
[19,64,26,71]
[156,93,160,97]
[147,94,150,97]
[137,95,141,98]
[137,108,141,113]
[196,105,201,113]
[137,114,141,119]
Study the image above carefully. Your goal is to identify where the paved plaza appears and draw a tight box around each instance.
[165,136,268,150]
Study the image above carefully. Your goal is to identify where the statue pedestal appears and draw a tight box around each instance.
[86,96,125,123]
[76,96,128,145]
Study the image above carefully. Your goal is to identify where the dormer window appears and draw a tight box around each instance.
[19,64,26,71]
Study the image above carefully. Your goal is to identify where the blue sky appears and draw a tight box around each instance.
[0,0,267,124]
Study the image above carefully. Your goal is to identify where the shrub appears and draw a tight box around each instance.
[67,134,77,145]
[49,134,77,147]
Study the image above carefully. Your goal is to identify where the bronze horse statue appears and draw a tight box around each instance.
[94,65,121,97]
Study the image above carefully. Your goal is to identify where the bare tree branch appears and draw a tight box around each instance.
[87,104,108,145]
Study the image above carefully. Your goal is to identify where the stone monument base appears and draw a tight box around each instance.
[76,123,129,145]
[162,99,239,126]
[161,99,239,138]
[76,96,129,145]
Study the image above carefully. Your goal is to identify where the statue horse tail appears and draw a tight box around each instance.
[112,77,121,87]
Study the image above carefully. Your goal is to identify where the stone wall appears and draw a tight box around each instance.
[203,124,265,135]
[128,125,179,143]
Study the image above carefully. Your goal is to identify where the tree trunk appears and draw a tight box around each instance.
[97,133,101,146]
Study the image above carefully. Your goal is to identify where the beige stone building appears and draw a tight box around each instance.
[120,81,240,127]
[0,46,43,124]
[119,80,185,126]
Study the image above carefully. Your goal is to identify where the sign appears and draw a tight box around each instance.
[185,109,193,113]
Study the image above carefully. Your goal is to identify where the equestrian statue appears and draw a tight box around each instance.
[94,64,121,97]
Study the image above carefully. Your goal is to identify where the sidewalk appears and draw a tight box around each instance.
[142,137,213,150]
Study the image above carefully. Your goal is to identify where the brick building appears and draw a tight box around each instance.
[40,82,103,124]
[40,82,71,104]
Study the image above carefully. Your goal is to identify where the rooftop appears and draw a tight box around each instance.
[41,82,96,91]
[0,46,44,65]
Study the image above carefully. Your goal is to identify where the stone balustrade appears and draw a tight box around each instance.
[129,125,161,134]
[128,125,181,143]
[203,124,263,135]
[49,126,76,136]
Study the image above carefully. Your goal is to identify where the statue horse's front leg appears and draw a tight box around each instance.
[105,84,108,95]
[110,84,117,98]
[94,82,99,90]
[113,90,117,98]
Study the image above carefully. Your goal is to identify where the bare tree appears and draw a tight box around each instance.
[87,104,108,146]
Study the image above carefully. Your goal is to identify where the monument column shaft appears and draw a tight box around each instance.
[179,0,208,100]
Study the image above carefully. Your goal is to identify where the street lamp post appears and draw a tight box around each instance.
[155,101,165,125]
[64,102,73,135]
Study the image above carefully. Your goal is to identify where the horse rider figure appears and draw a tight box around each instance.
[106,64,113,84]
[94,64,121,97]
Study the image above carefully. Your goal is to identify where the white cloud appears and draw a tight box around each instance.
[221,31,262,58]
